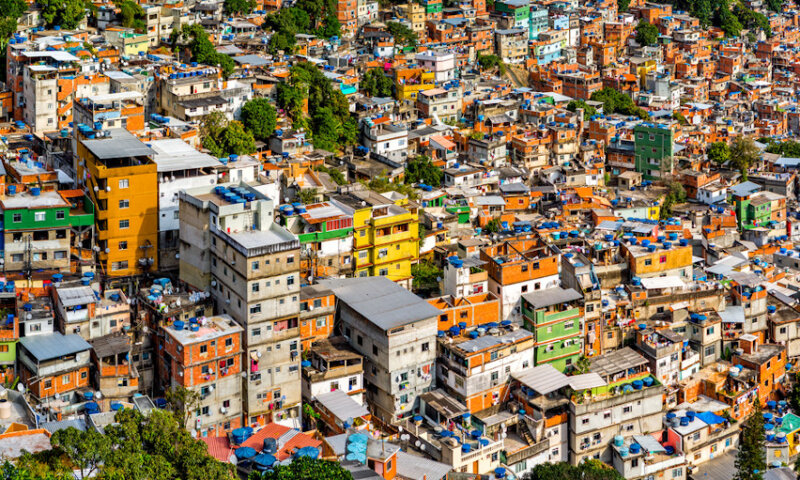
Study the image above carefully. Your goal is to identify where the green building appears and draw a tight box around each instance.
[633,123,675,181]
[494,0,531,31]
[730,181,769,229]
[284,201,354,278]
[0,189,94,273]
[521,287,584,373]
[420,0,442,17]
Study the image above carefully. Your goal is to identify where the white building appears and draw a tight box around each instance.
[416,51,457,83]
[362,122,409,163]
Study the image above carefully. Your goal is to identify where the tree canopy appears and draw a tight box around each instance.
[223,0,256,15]
[523,460,625,480]
[567,100,597,120]
[240,98,278,142]
[386,21,417,47]
[248,457,353,480]
[476,54,506,74]
[730,136,760,179]
[734,400,766,480]
[405,155,443,186]
[590,88,649,119]
[360,68,393,97]
[117,0,145,30]
[277,62,358,152]
[263,0,340,54]
[9,410,234,480]
[201,111,257,158]
[173,24,235,78]
[764,139,800,157]
[40,0,86,30]
[670,0,770,37]
[707,141,731,164]
[635,21,659,46]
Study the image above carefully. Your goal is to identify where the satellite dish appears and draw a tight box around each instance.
[16,383,24,392]
[229,455,237,465]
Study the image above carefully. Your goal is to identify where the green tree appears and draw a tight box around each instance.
[224,0,256,14]
[219,121,257,156]
[165,385,202,429]
[567,100,597,120]
[0,0,27,18]
[360,68,393,97]
[730,136,760,179]
[484,218,501,233]
[411,261,442,293]
[617,0,630,11]
[386,21,417,47]
[176,24,235,78]
[635,20,659,46]
[117,0,145,30]
[574,355,592,374]
[50,427,110,479]
[240,98,277,142]
[476,54,506,74]
[660,181,687,219]
[315,165,347,185]
[707,141,731,164]
[734,399,766,480]
[766,0,782,11]
[405,155,443,186]
[765,139,800,157]
[524,459,625,480]
[249,457,352,480]
[590,88,649,119]
[297,188,318,204]
[40,0,86,29]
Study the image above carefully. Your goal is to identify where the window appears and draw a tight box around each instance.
[54,250,67,260]
[119,199,130,209]
[119,179,129,189]
[623,405,632,414]
[119,241,128,250]
[62,374,70,385]
[421,342,429,352]
[673,468,682,478]
[252,328,261,337]
[111,261,128,271]
[660,255,667,264]
[379,268,388,276]
[250,304,261,314]
[12,214,20,223]
[225,338,233,347]
[252,283,259,293]
[251,261,259,270]
[0,345,7,353]
[10,254,22,263]
[34,212,45,222]
[644,259,652,266]
[56,210,65,220]
[119,219,130,229]
[287,276,295,286]
[44,379,52,388]
[287,255,294,264]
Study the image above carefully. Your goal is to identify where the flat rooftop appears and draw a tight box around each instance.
[161,315,242,345]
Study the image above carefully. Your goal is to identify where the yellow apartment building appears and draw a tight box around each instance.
[330,190,419,289]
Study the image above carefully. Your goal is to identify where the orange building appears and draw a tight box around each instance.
[159,315,244,437]
[299,284,336,351]
[18,332,92,402]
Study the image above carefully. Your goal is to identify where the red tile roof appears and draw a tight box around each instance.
[202,436,233,463]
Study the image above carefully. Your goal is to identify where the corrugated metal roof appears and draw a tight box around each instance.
[633,434,666,453]
[590,347,648,378]
[82,129,154,160]
[522,287,582,310]
[19,333,91,361]
[314,390,369,422]
[567,373,606,391]
[396,451,451,480]
[512,364,569,395]
[56,285,96,307]
[319,277,440,331]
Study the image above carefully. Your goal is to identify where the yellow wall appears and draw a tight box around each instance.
[352,201,419,284]
[629,245,692,277]
[76,140,159,277]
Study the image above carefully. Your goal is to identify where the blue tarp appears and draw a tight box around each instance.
[697,411,726,425]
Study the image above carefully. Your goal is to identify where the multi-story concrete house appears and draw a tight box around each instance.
[437,327,534,412]
[180,183,303,428]
[480,237,561,321]
[521,287,583,372]
[570,347,664,464]
[320,276,440,423]
[159,315,244,437]
[18,332,93,402]
[301,336,364,404]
